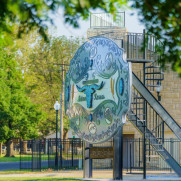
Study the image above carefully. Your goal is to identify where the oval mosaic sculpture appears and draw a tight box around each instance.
[65,36,132,143]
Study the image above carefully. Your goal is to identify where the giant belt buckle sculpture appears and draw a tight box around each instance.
[65,37,132,143]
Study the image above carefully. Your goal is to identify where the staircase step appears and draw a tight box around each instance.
[146,155,159,158]
[148,143,162,146]
[146,149,164,152]
[131,102,144,104]
[133,97,144,100]
[145,66,160,68]
[146,84,158,87]
[146,78,164,81]
[145,72,163,75]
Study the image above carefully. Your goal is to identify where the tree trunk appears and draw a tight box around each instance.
[6,140,14,157]
[63,130,69,155]
[21,141,27,154]
[63,130,68,140]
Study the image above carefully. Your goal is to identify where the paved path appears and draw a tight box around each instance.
[0,162,20,171]
[0,170,180,180]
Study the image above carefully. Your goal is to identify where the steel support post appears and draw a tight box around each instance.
[113,127,123,180]
[83,142,92,178]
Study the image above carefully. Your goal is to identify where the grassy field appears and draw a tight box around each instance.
[0,178,85,181]
[0,154,82,162]
[0,155,33,162]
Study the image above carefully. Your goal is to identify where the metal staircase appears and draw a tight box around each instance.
[127,73,181,176]
[127,109,181,176]
[145,62,164,92]
[132,73,181,141]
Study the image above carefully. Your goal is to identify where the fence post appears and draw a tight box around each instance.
[127,138,128,172]
[32,140,33,172]
[72,139,74,168]
[48,140,50,168]
[130,142,132,174]
[139,138,140,168]
[19,139,21,170]
[170,138,174,173]
[60,139,62,170]
[39,140,41,172]
[170,138,173,156]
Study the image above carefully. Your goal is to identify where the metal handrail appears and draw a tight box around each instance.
[87,32,163,62]
[90,12,125,28]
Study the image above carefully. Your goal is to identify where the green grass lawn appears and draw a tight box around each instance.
[0,155,33,162]
[0,154,82,162]
[0,178,85,181]
[0,155,20,162]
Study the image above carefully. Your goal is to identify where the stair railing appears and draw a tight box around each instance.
[131,86,180,164]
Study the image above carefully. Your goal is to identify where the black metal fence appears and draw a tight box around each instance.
[124,138,181,173]
[20,138,181,173]
[20,139,83,171]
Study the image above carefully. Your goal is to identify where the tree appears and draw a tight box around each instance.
[131,1,181,75]
[0,0,127,40]
[1,1,180,75]
[16,33,83,138]
[0,0,60,41]
[0,46,45,156]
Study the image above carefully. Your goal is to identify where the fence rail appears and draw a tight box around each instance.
[19,138,180,173]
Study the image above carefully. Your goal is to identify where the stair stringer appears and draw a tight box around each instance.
[132,72,181,141]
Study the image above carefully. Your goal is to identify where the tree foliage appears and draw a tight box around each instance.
[0,0,127,39]
[1,1,180,75]
[131,0,181,74]
[0,0,61,41]
[60,0,127,27]
[16,33,83,136]
[0,46,45,144]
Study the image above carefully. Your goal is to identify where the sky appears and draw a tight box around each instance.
[49,7,145,38]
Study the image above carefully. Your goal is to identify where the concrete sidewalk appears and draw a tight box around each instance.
[0,170,180,180]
